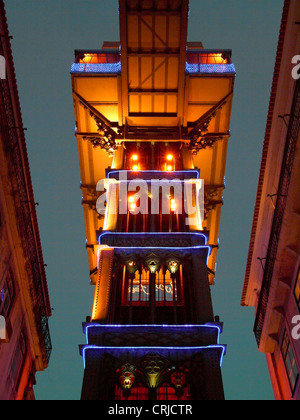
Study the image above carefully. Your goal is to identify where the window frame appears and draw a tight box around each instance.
[281,328,299,393]
[10,329,27,392]
[124,266,183,307]
[0,268,15,319]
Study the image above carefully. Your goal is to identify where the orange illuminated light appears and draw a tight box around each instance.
[79,53,107,64]
[128,196,137,211]
[170,199,176,212]
[166,154,174,162]
[131,154,138,161]
[207,53,227,64]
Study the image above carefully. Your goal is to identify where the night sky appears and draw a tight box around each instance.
[4,0,284,400]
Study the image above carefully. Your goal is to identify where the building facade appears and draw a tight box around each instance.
[71,0,235,400]
[0,1,52,400]
[242,0,300,400]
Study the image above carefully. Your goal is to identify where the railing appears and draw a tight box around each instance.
[254,79,300,346]
[185,49,236,74]
[71,62,122,74]
[70,61,236,75]
[70,49,236,75]
[185,63,236,74]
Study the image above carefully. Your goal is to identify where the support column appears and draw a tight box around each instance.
[191,252,214,324]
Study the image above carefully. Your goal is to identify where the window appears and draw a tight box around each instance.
[114,383,191,401]
[118,265,185,324]
[128,269,150,304]
[128,268,177,305]
[124,143,183,172]
[156,383,191,400]
[115,383,148,400]
[281,329,299,392]
[10,330,27,391]
[0,268,15,318]
[294,267,300,311]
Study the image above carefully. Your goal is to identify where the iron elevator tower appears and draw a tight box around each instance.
[71,0,235,401]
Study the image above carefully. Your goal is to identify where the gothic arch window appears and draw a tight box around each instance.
[125,266,182,306]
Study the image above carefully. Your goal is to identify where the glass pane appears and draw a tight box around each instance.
[281,329,299,391]
[126,267,180,306]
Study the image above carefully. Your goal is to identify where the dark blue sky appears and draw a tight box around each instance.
[5,0,284,400]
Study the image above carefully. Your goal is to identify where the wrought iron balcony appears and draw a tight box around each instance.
[254,79,300,346]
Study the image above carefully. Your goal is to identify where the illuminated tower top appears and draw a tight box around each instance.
[71,0,235,287]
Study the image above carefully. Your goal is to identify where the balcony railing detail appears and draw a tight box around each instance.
[254,79,300,346]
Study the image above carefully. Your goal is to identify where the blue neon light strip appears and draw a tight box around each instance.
[71,62,235,75]
[84,323,222,345]
[98,243,211,264]
[106,169,200,180]
[185,63,236,74]
[98,231,209,245]
[71,62,121,74]
[82,345,226,369]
